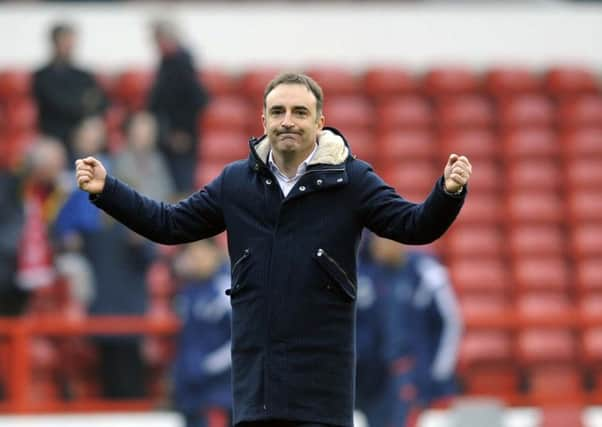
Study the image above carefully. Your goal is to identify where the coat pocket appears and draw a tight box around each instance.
[313,248,357,301]
[225,248,251,297]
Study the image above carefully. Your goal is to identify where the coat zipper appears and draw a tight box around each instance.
[225,249,250,296]
[316,248,357,298]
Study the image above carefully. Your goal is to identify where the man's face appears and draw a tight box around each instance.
[263,83,324,158]
[55,31,75,61]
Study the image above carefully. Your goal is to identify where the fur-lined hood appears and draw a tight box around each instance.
[250,127,350,168]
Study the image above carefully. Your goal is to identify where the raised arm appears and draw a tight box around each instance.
[356,154,472,244]
[75,156,225,245]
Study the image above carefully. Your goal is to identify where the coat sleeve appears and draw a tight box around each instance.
[90,173,226,245]
[354,164,465,245]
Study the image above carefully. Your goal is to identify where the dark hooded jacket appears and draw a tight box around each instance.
[90,127,466,426]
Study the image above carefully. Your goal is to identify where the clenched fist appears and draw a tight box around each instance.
[444,154,472,193]
[75,157,107,194]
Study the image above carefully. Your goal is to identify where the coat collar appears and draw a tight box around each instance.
[249,127,350,173]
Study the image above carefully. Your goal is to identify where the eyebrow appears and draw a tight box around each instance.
[269,105,310,112]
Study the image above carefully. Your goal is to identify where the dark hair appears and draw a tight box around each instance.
[263,72,324,116]
[50,23,73,44]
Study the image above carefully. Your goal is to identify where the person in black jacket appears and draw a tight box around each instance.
[32,22,108,163]
[75,72,472,427]
[148,20,210,194]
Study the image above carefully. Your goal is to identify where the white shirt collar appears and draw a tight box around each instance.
[268,143,318,183]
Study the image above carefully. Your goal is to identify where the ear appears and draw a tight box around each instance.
[317,113,325,130]
[261,113,267,134]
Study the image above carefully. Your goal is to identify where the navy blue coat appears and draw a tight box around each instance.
[90,127,465,426]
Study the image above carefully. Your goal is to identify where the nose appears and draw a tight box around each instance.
[281,111,294,128]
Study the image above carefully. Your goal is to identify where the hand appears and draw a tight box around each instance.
[444,153,472,193]
[75,156,107,194]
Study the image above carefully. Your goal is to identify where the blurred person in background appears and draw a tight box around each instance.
[75,72,471,427]
[367,235,463,427]
[113,111,175,202]
[0,138,69,317]
[148,20,209,195]
[54,119,155,399]
[172,239,232,427]
[32,22,108,164]
[355,238,391,427]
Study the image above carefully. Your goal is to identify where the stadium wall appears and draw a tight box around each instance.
[0,2,600,72]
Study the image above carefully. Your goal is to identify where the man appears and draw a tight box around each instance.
[148,20,210,194]
[32,22,108,162]
[362,235,463,427]
[76,72,472,427]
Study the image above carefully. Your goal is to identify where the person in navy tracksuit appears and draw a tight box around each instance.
[365,235,463,427]
[355,249,391,427]
[172,239,232,427]
[75,72,472,427]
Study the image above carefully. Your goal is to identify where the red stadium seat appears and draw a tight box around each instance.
[381,160,439,196]
[508,225,566,258]
[517,292,574,324]
[459,330,513,366]
[506,159,561,191]
[0,69,31,101]
[517,328,576,364]
[113,68,154,111]
[505,191,564,224]
[200,96,253,133]
[376,96,433,130]
[323,96,374,130]
[376,129,436,164]
[567,190,602,224]
[455,193,503,225]
[436,95,495,129]
[200,129,250,163]
[513,258,570,294]
[460,365,519,400]
[3,99,37,133]
[196,160,228,189]
[459,294,510,326]
[560,127,602,159]
[448,257,509,295]
[445,225,504,258]
[457,159,500,194]
[438,129,499,161]
[565,158,602,191]
[575,258,602,296]
[484,66,542,97]
[499,95,555,128]
[238,67,282,107]
[362,66,417,100]
[580,295,602,325]
[2,131,37,169]
[422,66,481,96]
[343,128,375,165]
[570,225,602,259]
[528,365,584,404]
[581,326,602,401]
[29,337,61,402]
[558,95,602,128]
[501,128,559,160]
[545,66,600,97]
[582,327,602,363]
[199,68,239,97]
[304,66,360,96]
